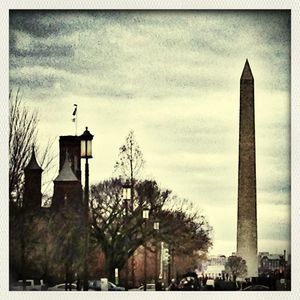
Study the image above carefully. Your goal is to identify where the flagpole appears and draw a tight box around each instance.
[75,108,78,136]
[73,104,78,135]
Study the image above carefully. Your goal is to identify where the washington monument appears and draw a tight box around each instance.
[237,59,258,277]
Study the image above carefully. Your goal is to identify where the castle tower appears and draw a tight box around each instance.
[23,146,43,209]
[52,152,82,210]
[237,59,258,277]
[59,136,81,182]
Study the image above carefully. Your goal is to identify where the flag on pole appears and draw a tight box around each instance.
[72,104,77,122]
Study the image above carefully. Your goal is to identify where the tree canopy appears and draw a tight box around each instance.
[89,177,212,281]
[225,256,247,279]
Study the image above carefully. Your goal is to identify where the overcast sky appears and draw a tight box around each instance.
[9,10,290,256]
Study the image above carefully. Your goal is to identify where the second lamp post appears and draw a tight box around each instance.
[153,221,160,283]
[122,183,131,290]
[142,207,149,291]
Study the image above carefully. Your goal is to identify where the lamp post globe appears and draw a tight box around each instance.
[142,207,149,220]
[122,183,131,201]
[80,127,93,158]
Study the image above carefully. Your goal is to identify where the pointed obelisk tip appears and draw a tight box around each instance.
[241,59,254,80]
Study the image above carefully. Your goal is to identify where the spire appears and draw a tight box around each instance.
[25,145,42,171]
[54,151,79,182]
[240,59,254,80]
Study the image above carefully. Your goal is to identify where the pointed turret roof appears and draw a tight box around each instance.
[54,151,79,182]
[241,59,254,80]
[25,145,42,171]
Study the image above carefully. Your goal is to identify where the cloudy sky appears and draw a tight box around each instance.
[9,10,290,256]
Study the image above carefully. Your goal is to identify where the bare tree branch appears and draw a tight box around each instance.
[9,89,56,205]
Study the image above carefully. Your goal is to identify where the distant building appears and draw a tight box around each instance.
[205,265,225,278]
[258,252,285,275]
[207,255,227,266]
[200,255,226,277]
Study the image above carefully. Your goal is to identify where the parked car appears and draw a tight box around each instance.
[206,279,215,288]
[242,285,270,291]
[88,280,125,291]
[10,279,45,291]
[130,283,156,291]
[177,277,199,291]
[48,283,77,291]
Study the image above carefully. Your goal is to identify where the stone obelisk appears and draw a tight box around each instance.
[237,59,258,278]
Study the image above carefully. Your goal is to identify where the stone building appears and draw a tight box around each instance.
[52,135,83,210]
[23,135,83,211]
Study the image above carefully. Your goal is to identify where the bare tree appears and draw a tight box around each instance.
[113,130,145,286]
[9,89,38,205]
[9,89,56,206]
[114,130,145,183]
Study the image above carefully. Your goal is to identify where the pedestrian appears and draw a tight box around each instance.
[155,279,163,291]
[203,275,208,286]
[214,277,221,291]
[76,277,81,291]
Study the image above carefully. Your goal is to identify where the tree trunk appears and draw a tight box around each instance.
[105,252,117,283]
[131,255,135,287]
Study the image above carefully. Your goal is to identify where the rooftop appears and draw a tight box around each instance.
[54,152,78,182]
[25,146,42,171]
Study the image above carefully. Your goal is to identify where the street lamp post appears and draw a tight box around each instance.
[153,221,160,283]
[122,183,131,291]
[142,207,149,291]
[171,246,175,283]
[80,127,93,291]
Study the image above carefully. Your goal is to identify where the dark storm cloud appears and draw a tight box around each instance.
[9,10,145,39]
[254,11,291,91]
[10,11,65,37]
[252,10,290,44]
[10,41,74,59]
[10,74,59,89]
[9,10,291,101]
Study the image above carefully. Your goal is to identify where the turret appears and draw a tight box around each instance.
[23,146,43,209]
[59,136,82,182]
[52,151,82,210]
